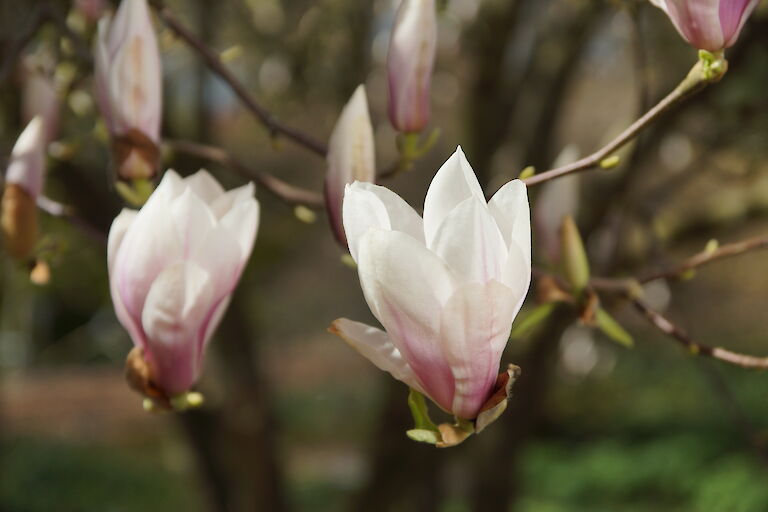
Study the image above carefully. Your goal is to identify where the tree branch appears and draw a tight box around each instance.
[37,195,107,244]
[163,139,324,208]
[639,234,768,283]
[149,0,328,157]
[631,298,768,370]
[523,58,713,187]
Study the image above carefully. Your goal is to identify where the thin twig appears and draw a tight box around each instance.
[37,195,107,244]
[640,234,768,283]
[163,139,324,208]
[149,0,327,157]
[523,60,711,187]
[631,298,768,370]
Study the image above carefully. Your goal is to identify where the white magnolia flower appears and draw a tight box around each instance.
[332,147,531,420]
[108,170,259,395]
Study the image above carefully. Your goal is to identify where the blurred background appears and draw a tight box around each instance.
[1,0,768,510]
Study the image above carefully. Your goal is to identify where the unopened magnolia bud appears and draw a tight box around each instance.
[387,0,437,133]
[324,85,375,246]
[95,0,162,181]
[560,215,590,294]
[2,117,47,261]
[650,0,758,52]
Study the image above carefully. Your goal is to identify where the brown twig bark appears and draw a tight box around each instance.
[149,0,328,157]
[164,139,324,208]
[631,298,768,370]
[639,234,768,283]
[523,59,712,187]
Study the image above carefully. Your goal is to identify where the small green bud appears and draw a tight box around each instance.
[560,215,590,294]
[519,166,536,180]
[294,205,317,224]
[600,155,620,169]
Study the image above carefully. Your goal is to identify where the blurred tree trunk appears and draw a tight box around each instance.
[350,379,443,512]
[171,2,288,511]
[464,0,524,187]
[469,306,574,510]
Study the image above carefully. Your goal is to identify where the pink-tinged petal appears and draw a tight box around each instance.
[489,179,531,265]
[501,240,532,320]
[662,0,725,51]
[387,0,437,132]
[210,182,256,219]
[189,224,243,302]
[218,196,259,264]
[170,187,216,257]
[5,117,46,199]
[105,0,162,139]
[423,146,485,246]
[200,295,231,350]
[184,169,225,205]
[430,196,507,283]
[356,228,457,412]
[141,261,215,394]
[107,209,145,348]
[114,172,184,323]
[440,281,517,419]
[330,318,425,394]
[343,181,424,262]
[720,0,759,47]
[325,85,376,245]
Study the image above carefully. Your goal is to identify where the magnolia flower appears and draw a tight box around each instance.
[109,170,259,397]
[325,85,376,245]
[95,0,162,180]
[331,147,531,421]
[650,0,759,51]
[2,117,46,260]
[387,0,437,133]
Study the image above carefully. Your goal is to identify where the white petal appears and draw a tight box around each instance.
[342,181,424,261]
[209,182,255,219]
[6,116,46,198]
[218,196,259,262]
[114,171,184,321]
[501,240,532,318]
[423,146,485,246]
[106,0,161,139]
[141,261,215,394]
[170,187,216,257]
[330,318,424,394]
[430,196,507,283]
[356,228,457,411]
[107,209,144,348]
[489,179,531,265]
[440,281,518,419]
[326,85,376,243]
[189,224,243,302]
[184,169,225,205]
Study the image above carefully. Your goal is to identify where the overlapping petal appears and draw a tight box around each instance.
[343,181,424,261]
[334,146,532,421]
[109,169,259,396]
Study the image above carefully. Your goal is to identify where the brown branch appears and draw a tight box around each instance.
[163,139,324,208]
[37,195,107,244]
[639,234,768,283]
[523,58,713,187]
[149,0,328,157]
[631,298,768,370]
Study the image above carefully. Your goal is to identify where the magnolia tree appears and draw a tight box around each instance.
[2,0,767,510]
